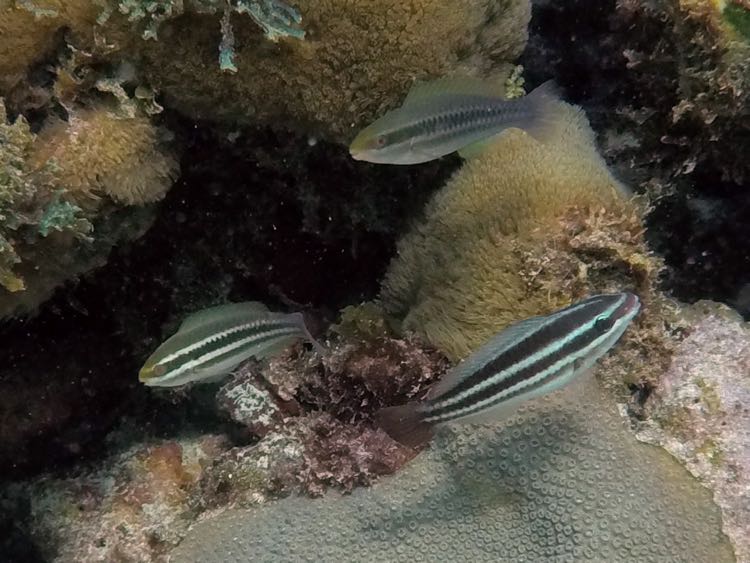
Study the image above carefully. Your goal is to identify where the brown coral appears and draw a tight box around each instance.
[31,106,178,206]
[0,1,101,93]
[138,0,530,140]
[379,100,635,360]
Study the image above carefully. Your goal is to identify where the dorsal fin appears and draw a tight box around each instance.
[403,75,505,107]
[427,315,549,400]
[178,302,270,332]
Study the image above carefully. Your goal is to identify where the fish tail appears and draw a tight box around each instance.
[374,402,434,448]
[519,80,563,143]
[292,312,326,355]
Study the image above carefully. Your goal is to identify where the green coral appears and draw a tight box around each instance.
[724,2,750,41]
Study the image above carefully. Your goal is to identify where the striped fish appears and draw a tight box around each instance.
[349,76,560,165]
[376,292,640,447]
[139,302,324,388]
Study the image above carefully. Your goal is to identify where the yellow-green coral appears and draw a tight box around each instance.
[0,97,177,317]
[137,0,530,139]
[31,106,178,205]
[0,99,92,293]
[379,99,632,360]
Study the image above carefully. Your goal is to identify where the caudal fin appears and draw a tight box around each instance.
[520,80,564,143]
[374,403,434,448]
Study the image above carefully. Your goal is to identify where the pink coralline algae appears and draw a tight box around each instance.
[217,333,449,495]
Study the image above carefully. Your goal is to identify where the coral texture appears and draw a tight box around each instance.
[635,301,750,562]
[171,380,733,562]
[522,0,750,311]
[0,100,176,318]
[31,107,178,206]
[0,1,101,93]
[137,0,531,139]
[379,99,637,360]
[11,436,227,562]
[4,330,446,559]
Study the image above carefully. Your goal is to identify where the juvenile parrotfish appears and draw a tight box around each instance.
[349,76,560,165]
[139,302,324,388]
[376,292,640,447]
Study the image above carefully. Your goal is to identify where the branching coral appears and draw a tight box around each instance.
[107,0,306,72]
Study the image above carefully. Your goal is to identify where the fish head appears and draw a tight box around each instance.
[349,124,393,162]
[138,357,169,386]
[586,292,641,355]
[349,113,426,165]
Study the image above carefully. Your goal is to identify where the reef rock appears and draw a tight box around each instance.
[635,300,750,562]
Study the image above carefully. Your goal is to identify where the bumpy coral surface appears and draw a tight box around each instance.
[137,0,530,139]
[171,379,733,562]
[379,99,636,360]
[635,301,750,562]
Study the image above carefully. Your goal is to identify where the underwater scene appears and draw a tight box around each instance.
[0,0,749,562]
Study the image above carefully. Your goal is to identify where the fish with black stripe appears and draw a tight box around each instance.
[376,292,640,447]
[139,302,324,387]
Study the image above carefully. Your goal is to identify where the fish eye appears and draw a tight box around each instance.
[153,364,167,377]
[594,316,613,332]
[375,135,387,148]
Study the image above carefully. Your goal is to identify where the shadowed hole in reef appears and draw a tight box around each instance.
[521,0,750,318]
[0,113,457,481]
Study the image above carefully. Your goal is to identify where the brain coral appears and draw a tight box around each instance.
[379,99,632,360]
[171,379,733,562]
[137,0,531,139]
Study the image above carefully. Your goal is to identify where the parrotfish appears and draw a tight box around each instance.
[376,292,640,447]
[349,76,560,165]
[139,302,324,388]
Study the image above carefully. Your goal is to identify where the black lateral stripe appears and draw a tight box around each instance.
[424,314,605,421]
[432,295,615,406]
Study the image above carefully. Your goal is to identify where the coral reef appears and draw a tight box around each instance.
[3,329,446,558]
[0,99,91,294]
[6,436,228,562]
[137,0,531,139]
[171,379,733,562]
[379,98,640,360]
[522,0,750,311]
[635,301,750,561]
[0,98,177,318]
[31,106,178,206]
[0,1,101,93]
